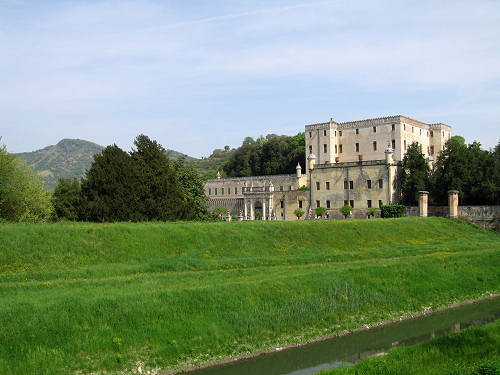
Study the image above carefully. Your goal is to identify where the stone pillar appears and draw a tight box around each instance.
[448,190,459,218]
[250,200,254,220]
[262,200,267,220]
[418,191,429,217]
[244,201,248,220]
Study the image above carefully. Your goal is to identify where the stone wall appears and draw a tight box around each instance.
[405,205,500,231]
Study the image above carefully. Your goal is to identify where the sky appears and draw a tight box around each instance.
[1,0,499,156]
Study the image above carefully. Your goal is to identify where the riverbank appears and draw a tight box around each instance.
[0,218,499,374]
[318,318,500,375]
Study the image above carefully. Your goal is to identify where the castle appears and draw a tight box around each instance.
[204,115,451,220]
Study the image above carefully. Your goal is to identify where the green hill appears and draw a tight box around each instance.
[0,218,498,374]
[13,139,104,190]
[13,139,200,190]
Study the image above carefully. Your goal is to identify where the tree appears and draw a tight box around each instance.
[0,145,53,222]
[294,208,305,220]
[211,206,228,220]
[315,206,326,218]
[400,142,430,206]
[174,158,209,220]
[367,207,378,218]
[429,136,499,205]
[53,178,81,220]
[80,144,141,222]
[224,145,230,152]
[340,205,352,219]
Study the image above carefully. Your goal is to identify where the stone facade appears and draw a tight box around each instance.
[305,115,451,170]
[205,114,451,220]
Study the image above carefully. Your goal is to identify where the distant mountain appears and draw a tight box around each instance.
[14,139,205,190]
[14,139,105,191]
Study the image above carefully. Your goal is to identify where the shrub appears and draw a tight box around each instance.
[367,207,378,218]
[315,206,326,218]
[297,185,309,191]
[340,205,352,218]
[380,204,405,218]
[294,208,305,219]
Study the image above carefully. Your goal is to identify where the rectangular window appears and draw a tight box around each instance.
[326,181,330,190]
[316,182,320,190]
[339,144,343,153]
[404,140,407,150]
[339,131,342,136]
[420,129,422,135]
[378,179,383,188]
[215,188,218,195]
[344,200,348,206]
[323,130,327,136]
[367,180,372,189]
[373,126,377,133]
[412,126,414,133]
[221,188,224,195]
[373,141,377,151]
[316,200,320,208]
[309,131,312,137]
[430,130,434,137]
[289,185,292,191]
[209,188,211,195]
[280,200,284,208]
[350,200,354,208]
[299,200,303,209]
[228,188,230,195]
[349,181,354,189]
[367,199,372,208]
[379,200,383,208]
[335,144,338,153]
[335,131,337,136]
[280,185,283,191]
[235,187,238,194]
[355,143,359,152]
[404,124,406,131]
[326,200,331,208]
[309,145,313,154]
[392,139,396,149]
[430,146,434,155]
[392,124,395,131]
[344,180,348,189]
[323,144,327,153]
[355,128,359,135]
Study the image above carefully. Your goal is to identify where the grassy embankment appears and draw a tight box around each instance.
[0,217,499,374]
[319,319,500,375]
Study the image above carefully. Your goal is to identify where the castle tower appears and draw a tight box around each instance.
[296,163,302,178]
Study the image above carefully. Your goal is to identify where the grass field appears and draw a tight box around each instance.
[0,217,499,374]
[319,319,500,375]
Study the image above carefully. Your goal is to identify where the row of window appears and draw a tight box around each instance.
[314,199,383,209]
[315,179,383,190]
[310,125,386,139]
[311,140,383,154]
[208,185,293,196]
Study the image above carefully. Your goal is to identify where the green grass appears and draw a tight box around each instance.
[319,319,500,375]
[0,217,499,374]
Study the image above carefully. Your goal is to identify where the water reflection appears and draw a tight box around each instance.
[187,297,500,375]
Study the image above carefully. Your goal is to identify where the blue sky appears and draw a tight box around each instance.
[1,0,499,156]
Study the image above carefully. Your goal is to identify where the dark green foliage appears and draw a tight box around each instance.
[380,204,405,218]
[80,144,141,222]
[429,137,499,205]
[401,142,430,205]
[52,178,81,220]
[223,133,305,177]
[298,185,310,191]
[79,135,208,222]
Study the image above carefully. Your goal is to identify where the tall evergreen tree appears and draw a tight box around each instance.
[80,145,141,222]
[400,142,430,206]
[52,178,81,220]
